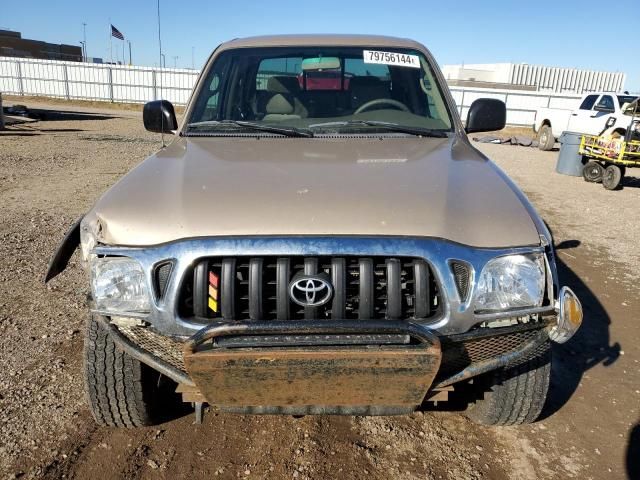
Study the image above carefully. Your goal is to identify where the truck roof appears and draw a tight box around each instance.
[218,34,425,51]
[582,92,637,97]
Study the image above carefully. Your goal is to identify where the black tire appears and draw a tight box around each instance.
[84,315,173,427]
[582,160,604,183]
[537,125,555,151]
[602,164,623,190]
[465,345,551,426]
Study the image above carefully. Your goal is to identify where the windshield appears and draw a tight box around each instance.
[187,46,453,135]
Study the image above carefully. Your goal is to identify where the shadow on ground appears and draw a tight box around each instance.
[3,106,119,122]
[1,108,119,134]
[38,128,85,133]
[0,131,41,136]
[628,423,640,479]
[539,239,621,420]
[622,175,640,189]
[32,109,120,122]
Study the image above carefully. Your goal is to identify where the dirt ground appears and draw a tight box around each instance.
[0,100,638,480]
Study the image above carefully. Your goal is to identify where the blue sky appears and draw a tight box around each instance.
[2,0,638,91]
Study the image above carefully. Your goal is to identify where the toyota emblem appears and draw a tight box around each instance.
[289,274,333,307]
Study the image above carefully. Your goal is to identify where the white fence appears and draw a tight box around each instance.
[0,56,582,127]
[0,56,198,106]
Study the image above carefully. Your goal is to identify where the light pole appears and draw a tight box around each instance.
[172,55,178,68]
[127,40,132,65]
[191,46,195,69]
[79,41,86,62]
[82,22,87,61]
[160,53,166,68]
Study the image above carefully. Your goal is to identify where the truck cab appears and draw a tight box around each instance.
[535,92,638,150]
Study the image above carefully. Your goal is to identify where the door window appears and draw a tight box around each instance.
[595,95,615,112]
[579,94,598,110]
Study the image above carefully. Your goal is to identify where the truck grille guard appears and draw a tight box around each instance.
[101,314,553,402]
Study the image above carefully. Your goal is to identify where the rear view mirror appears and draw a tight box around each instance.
[465,98,506,133]
[143,100,178,133]
[302,57,341,71]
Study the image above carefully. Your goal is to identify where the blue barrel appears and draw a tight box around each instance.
[556,131,585,176]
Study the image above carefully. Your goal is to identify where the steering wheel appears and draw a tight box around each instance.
[354,98,410,115]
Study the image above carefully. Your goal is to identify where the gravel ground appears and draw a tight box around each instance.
[0,101,638,479]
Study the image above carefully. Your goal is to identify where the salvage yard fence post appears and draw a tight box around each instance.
[152,70,158,101]
[62,64,70,100]
[0,55,584,126]
[0,92,4,130]
[107,67,114,102]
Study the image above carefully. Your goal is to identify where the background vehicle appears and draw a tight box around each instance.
[534,92,638,150]
[46,35,582,429]
[580,99,640,190]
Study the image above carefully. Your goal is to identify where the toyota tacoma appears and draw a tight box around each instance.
[45,35,583,427]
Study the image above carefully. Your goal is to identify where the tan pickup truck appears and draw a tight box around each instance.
[46,34,582,427]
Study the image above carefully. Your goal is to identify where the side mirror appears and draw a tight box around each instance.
[605,117,617,129]
[143,100,178,133]
[465,98,506,133]
[594,104,614,114]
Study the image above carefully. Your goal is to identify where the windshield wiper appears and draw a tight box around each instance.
[186,120,313,138]
[308,120,448,137]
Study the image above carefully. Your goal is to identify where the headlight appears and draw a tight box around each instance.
[91,257,150,313]
[474,254,545,311]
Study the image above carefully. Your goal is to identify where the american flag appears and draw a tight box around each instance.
[111,25,124,40]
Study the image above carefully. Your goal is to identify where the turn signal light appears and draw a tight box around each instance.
[549,286,583,343]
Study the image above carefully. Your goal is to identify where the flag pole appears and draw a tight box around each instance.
[122,39,125,65]
[157,0,165,148]
[109,19,112,64]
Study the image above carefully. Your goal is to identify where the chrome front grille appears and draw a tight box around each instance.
[180,256,440,321]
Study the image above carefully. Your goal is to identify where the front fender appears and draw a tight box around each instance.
[43,216,82,283]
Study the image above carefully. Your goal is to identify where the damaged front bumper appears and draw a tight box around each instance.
[98,314,556,416]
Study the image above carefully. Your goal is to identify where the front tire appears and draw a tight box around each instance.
[537,125,555,151]
[465,345,551,426]
[84,315,173,427]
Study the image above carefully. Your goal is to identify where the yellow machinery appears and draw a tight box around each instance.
[579,100,640,190]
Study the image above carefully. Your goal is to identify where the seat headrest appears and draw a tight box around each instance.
[265,94,294,114]
[267,75,300,93]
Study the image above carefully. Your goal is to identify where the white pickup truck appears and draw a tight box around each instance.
[534,92,638,150]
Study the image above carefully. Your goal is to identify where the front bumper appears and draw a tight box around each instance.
[100,314,554,414]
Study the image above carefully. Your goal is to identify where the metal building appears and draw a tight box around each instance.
[442,63,626,94]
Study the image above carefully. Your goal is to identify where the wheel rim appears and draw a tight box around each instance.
[604,170,613,184]
[585,164,602,181]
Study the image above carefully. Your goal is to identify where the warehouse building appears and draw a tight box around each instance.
[442,62,626,94]
[0,29,82,62]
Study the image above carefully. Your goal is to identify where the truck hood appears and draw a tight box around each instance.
[88,136,541,248]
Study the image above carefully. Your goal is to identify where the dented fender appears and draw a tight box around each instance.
[43,216,82,283]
